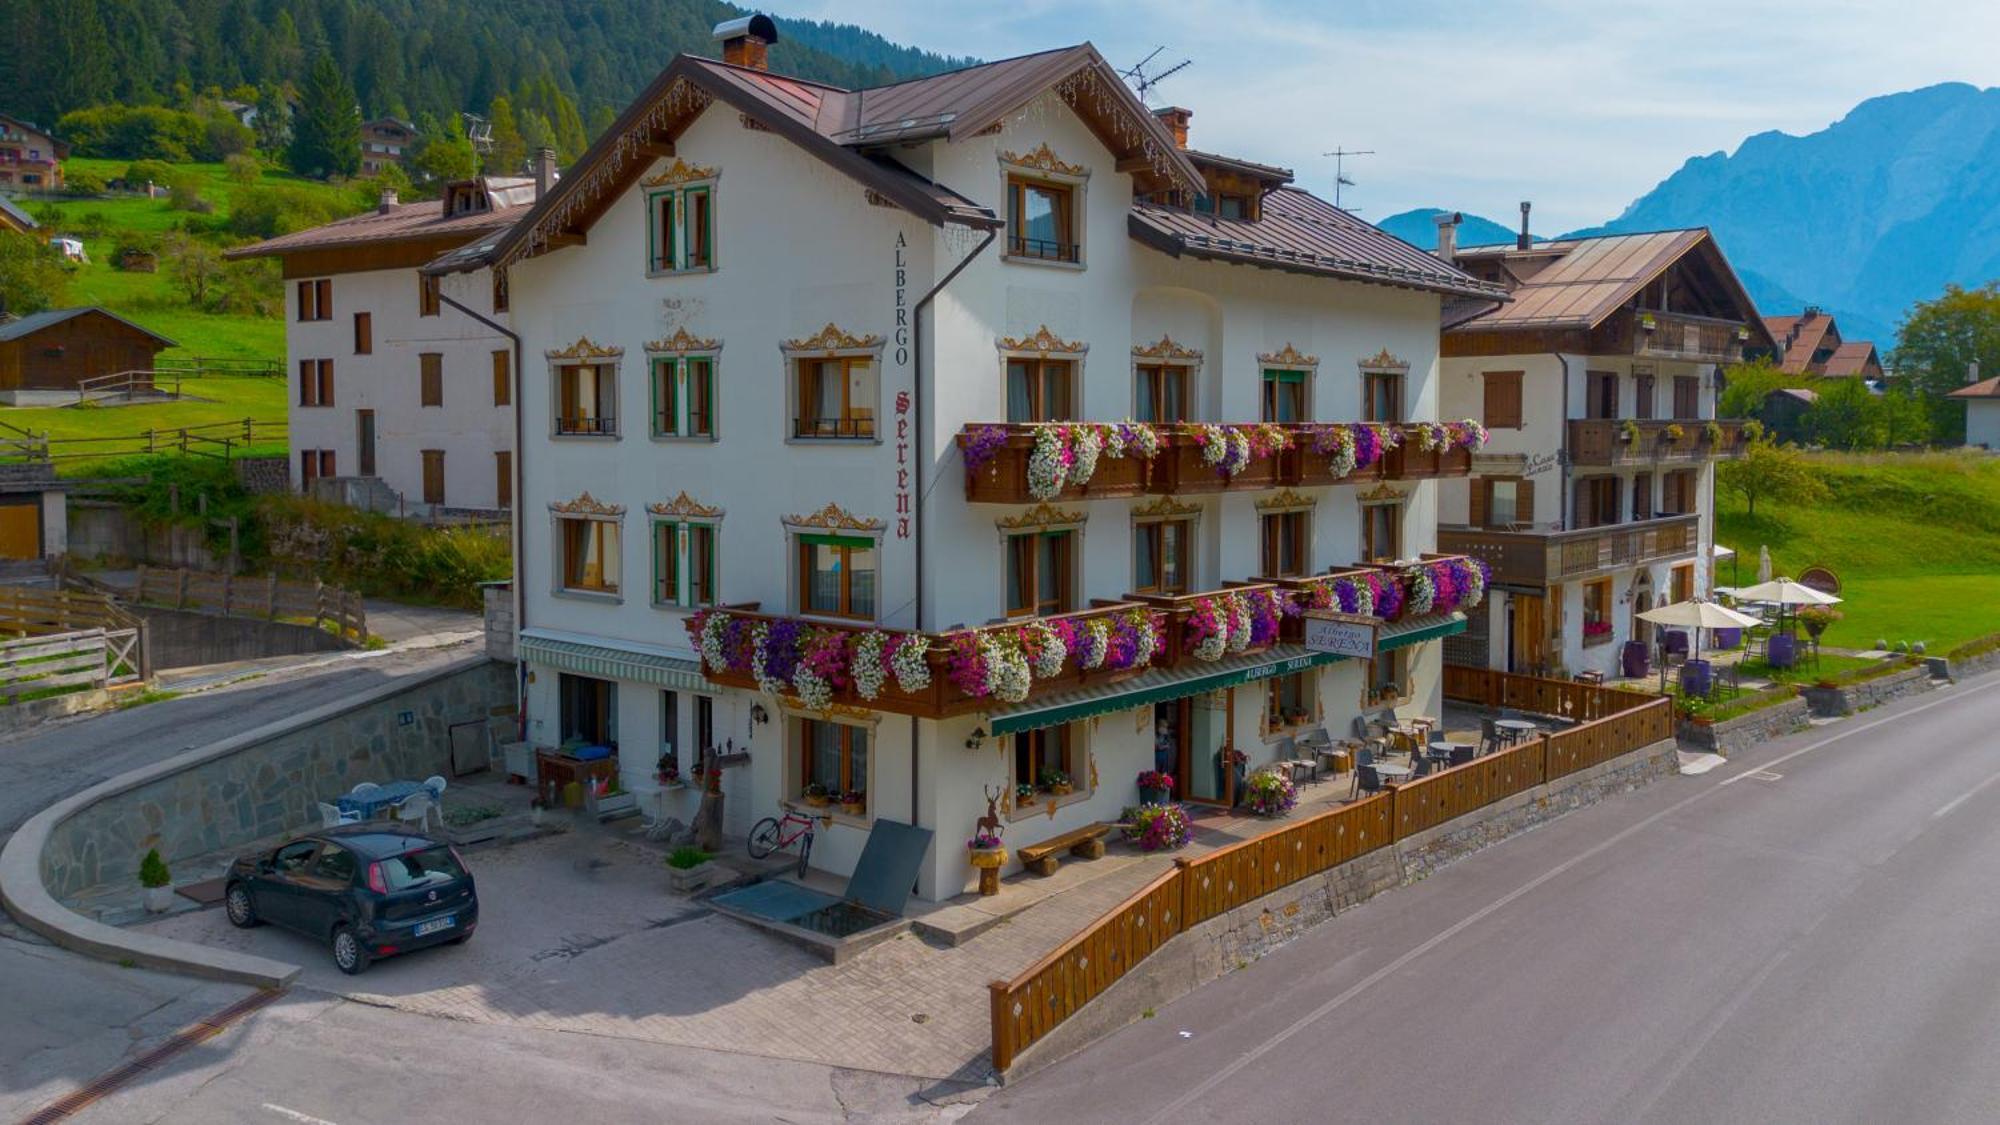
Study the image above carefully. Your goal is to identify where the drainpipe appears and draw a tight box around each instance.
[907,224,998,829]
[1556,352,1572,529]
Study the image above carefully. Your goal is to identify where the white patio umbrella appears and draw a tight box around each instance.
[1732,578,1842,607]
[1637,598,1762,660]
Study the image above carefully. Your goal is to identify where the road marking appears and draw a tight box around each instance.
[262,1106,341,1125]
[1932,767,2000,819]
[1718,678,1998,787]
[1745,770,1783,782]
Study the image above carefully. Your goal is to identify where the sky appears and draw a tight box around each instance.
[774,0,2000,234]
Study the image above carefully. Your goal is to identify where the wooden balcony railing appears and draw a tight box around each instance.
[1439,514,1699,587]
[1634,310,1746,363]
[1125,581,1288,669]
[1567,418,1753,466]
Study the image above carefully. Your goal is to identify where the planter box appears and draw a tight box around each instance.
[1676,695,1809,754]
[1802,664,1935,717]
[667,860,720,894]
[590,792,640,822]
[958,427,1151,503]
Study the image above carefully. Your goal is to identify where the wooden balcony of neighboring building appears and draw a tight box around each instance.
[1632,309,1748,364]
[1438,515,1699,587]
[1566,418,1753,467]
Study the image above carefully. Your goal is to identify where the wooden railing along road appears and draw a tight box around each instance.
[0,628,142,703]
[130,565,367,642]
[987,667,1673,1071]
[0,584,148,681]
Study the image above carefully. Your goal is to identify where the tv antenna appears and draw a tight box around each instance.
[1321,147,1375,211]
[1121,47,1192,106]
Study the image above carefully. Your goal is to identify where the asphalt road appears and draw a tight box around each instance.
[979,673,2000,1125]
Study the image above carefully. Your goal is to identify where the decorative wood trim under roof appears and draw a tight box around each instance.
[785,502,886,533]
[999,142,1089,178]
[1050,64,1190,190]
[781,323,884,355]
[644,327,722,354]
[641,157,718,188]
[1131,495,1202,520]
[1254,488,1317,512]
[1357,348,1409,374]
[550,491,626,517]
[646,491,724,519]
[1132,334,1203,362]
[996,501,1087,530]
[546,336,624,361]
[1356,483,1409,505]
[1258,343,1319,369]
[998,325,1087,357]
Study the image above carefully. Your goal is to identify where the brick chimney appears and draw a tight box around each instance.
[532,147,557,199]
[1434,211,1462,263]
[714,14,778,71]
[377,186,398,214]
[1517,201,1533,250]
[1153,107,1192,149]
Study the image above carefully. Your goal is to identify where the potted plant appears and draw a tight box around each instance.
[967,831,1007,868]
[1619,419,1640,444]
[1703,420,1724,445]
[1662,423,1685,444]
[139,848,173,913]
[1241,768,1299,818]
[1640,312,1658,331]
[656,754,681,788]
[802,781,833,808]
[587,777,638,821]
[665,845,718,893]
[1136,769,1174,805]
[1798,605,1842,642]
[839,789,867,817]
[1014,782,1036,807]
[1120,803,1192,852]
[1038,767,1072,796]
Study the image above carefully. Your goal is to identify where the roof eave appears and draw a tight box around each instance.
[1128,215,1509,302]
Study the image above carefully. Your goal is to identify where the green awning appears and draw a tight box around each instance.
[518,629,708,691]
[989,644,1342,736]
[1379,612,1467,651]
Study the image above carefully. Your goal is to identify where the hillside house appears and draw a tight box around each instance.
[0,114,65,192]
[1762,307,1882,380]
[1758,386,1818,444]
[360,118,417,176]
[0,308,174,404]
[1948,376,2000,449]
[0,196,35,235]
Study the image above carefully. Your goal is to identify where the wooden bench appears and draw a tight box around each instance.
[1016,823,1112,877]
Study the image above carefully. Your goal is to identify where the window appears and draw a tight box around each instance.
[653,356,716,438]
[296,279,331,321]
[273,840,318,874]
[1362,503,1400,563]
[794,356,876,439]
[1576,476,1621,528]
[299,449,334,491]
[420,353,443,407]
[1134,518,1190,594]
[1260,510,1309,577]
[1135,363,1189,423]
[495,451,511,509]
[1661,469,1696,515]
[1586,371,1619,420]
[1006,176,1077,263]
[491,350,511,406]
[559,517,621,594]
[800,719,867,804]
[491,272,508,314]
[1014,725,1076,793]
[1367,650,1408,704]
[312,843,357,884]
[353,312,372,355]
[1005,529,1073,618]
[653,521,717,607]
[1005,358,1073,424]
[421,450,445,505]
[800,535,875,619]
[559,673,616,744]
[1582,579,1613,645]
[1213,193,1251,220]
[1473,477,1532,528]
[1267,671,1311,728]
[695,695,714,768]
[648,183,717,273]
[1483,371,1523,429]
[298,359,333,407]
[1262,369,1308,423]
[1362,370,1403,423]
[1633,372,1655,420]
[556,362,617,436]
[419,273,440,317]
[1673,376,1700,419]
[662,691,679,773]
[1632,472,1654,521]
[1671,563,1695,604]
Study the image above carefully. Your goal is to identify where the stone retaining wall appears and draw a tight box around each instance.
[1010,737,1680,1078]
[39,658,514,901]
[1676,695,1810,755]
[232,456,291,495]
[1802,664,1934,717]
[1940,645,2000,684]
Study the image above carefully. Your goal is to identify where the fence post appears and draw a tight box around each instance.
[313,579,326,629]
[989,980,1014,1073]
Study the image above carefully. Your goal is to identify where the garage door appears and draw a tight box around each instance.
[0,502,39,559]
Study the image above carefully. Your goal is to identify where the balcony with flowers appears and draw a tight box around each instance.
[957,420,1484,504]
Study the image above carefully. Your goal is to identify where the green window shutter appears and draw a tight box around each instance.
[652,521,672,603]
[650,190,676,271]
[799,533,874,550]
[701,523,716,605]
[1264,369,1305,384]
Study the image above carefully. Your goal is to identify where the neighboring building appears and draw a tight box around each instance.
[1436,223,1771,679]
[228,176,541,512]
[359,118,417,176]
[1762,307,1881,380]
[0,195,35,235]
[427,20,1508,901]
[0,114,66,192]
[0,460,67,561]
[0,308,174,403]
[1758,385,1818,445]
[1948,376,2000,449]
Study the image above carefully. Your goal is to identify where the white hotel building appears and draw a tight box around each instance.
[426,23,1511,900]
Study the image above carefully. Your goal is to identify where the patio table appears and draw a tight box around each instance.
[1371,763,1413,781]
[1495,719,1539,745]
[337,779,434,820]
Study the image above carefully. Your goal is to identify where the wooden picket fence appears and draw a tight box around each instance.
[0,584,148,680]
[987,669,1674,1072]
[0,629,142,702]
[130,565,367,642]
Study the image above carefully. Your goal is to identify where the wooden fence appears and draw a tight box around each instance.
[987,668,1675,1071]
[0,418,287,466]
[131,565,367,641]
[0,628,143,702]
[0,584,148,679]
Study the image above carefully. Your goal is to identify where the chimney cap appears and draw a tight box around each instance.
[377,186,399,215]
[712,14,778,45]
[1433,211,1463,227]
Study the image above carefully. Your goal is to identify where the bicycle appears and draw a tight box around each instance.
[746,806,825,878]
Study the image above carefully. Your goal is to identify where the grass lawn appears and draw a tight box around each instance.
[1734,652,1875,685]
[1,375,289,473]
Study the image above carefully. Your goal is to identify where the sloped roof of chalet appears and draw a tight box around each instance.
[1131,188,1509,300]
[1185,148,1293,184]
[1774,313,1836,372]
[1822,340,1881,377]
[1947,375,2000,400]
[1448,228,1770,345]
[427,45,1203,275]
[224,180,535,261]
[0,195,34,231]
[0,306,175,346]
[1770,386,1819,405]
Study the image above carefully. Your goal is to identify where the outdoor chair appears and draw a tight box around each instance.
[1479,718,1502,756]
[317,801,358,828]
[1355,765,1386,799]
[1450,746,1477,767]
[1409,755,1434,780]
[425,775,447,798]
[394,792,440,834]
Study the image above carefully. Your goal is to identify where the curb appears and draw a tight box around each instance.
[1,652,496,989]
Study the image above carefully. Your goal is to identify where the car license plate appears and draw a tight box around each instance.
[414,915,454,937]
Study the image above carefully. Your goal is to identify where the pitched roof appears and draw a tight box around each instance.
[1770,386,1819,405]
[1448,228,1767,343]
[225,180,534,261]
[1947,375,2000,400]
[1773,313,1836,373]
[1129,188,1507,300]
[0,307,175,346]
[1822,340,1881,377]
[0,195,34,231]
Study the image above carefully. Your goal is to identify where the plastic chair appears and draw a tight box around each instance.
[1449,746,1476,767]
[425,775,447,798]
[317,801,358,828]
[395,792,439,834]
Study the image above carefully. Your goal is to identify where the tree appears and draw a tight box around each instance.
[1718,358,1808,420]
[253,81,292,154]
[485,95,524,175]
[1877,383,1932,447]
[288,54,361,179]
[224,152,261,186]
[410,112,476,184]
[163,234,223,306]
[1803,377,1885,450]
[0,231,70,316]
[49,0,116,121]
[1891,282,2000,445]
[587,103,616,145]
[1719,438,1827,519]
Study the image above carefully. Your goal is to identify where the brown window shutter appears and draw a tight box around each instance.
[495,451,511,508]
[1572,482,1587,529]
[1517,479,1535,525]
[1469,480,1488,527]
[1483,371,1523,429]
[491,350,511,406]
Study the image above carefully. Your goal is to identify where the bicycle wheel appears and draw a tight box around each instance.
[747,816,781,859]
[796,830,813,878]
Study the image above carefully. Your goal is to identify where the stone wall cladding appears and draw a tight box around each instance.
[1941,646,2000,684]
[1677,695,1810,754]
[483,583,515,662]
[1010,736,1680,1079]
[232,456,291,495]
[1803,665,1935,717]
[39,658,514,901]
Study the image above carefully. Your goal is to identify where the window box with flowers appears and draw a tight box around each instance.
[1136,769,1174,805]
[801,781,834,808]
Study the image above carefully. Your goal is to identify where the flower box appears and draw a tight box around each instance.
[957,425,1151,504]
[667,860,720,894]
[967,846,1008,870]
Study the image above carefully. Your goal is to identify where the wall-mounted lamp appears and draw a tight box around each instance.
[965,726,987,751]
[749,702,769,726]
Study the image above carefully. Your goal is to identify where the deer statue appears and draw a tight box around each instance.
[976,785,1005,840]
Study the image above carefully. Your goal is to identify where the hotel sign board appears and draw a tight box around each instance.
[1303,611,1380,659]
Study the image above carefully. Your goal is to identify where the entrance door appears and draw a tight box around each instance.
[1178,690,1236,806]
[357,410,376,476]
[1511,593,1547,674]
[0,501,39,560]
[1632,591,1653,650]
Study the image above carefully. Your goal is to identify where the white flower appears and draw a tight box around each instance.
[1326,426,1356,479]
[1462,563,1488,609]
[1406,567,1436,617]
[1193,631,1227,662]
[985,636,1032,702]
[889,636,931,693]
[1226,594,1252,652]
[1133,615,1160,664]
[1224,428,1252,475]
[792,665,833,711]
[852,631,888,700]
[1352,580,1375,618]
[699,612,731,671]
[1025,620,1067,678]
[1080,619,1110,669]
[750,623,783,696]
[1194,424,1228,467]
[1026,425,1067,500]
[1122,421,1161,459]
[1069,426,1102,487]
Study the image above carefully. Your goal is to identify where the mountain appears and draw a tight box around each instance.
[1378,208,1525,251]
[0,0,975,134]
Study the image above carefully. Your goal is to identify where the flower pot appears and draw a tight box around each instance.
[143,885,174,914]
[1050,783,1073,797]
[1139,786,1169,805]
[667,861,719,894]
[840,802,867,818]
[968,847,1008,870]
[804,794,832,808]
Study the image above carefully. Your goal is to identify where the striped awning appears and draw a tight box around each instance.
[518,628,708,691]
[987,612,1464,735]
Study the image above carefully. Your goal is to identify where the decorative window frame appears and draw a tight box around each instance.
[546,336,624,440]
[783,708,882,828]
[1256,488,1317,578]
[1356,482,1409,564]
[998,325,1088,422]
[782,324,886,445]
[1132,334,1203,422]
[999,143,1090,271]
[996,503,1086,620]
[784,503,888,623]
[1260,665,1323,742]
[645,328,723,442]
[643,159,720,277]
[1130,495,1202,594]
[1001,726,1097,822]
[549,491,626,603]
[647,491,725,609]
[1357,348,1411,423]
[1259,343,1320,422]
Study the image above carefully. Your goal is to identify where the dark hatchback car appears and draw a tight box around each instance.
[224,825,478,974]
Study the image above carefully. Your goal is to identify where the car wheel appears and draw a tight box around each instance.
[332,926,370,975]
[224,884,258,928]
